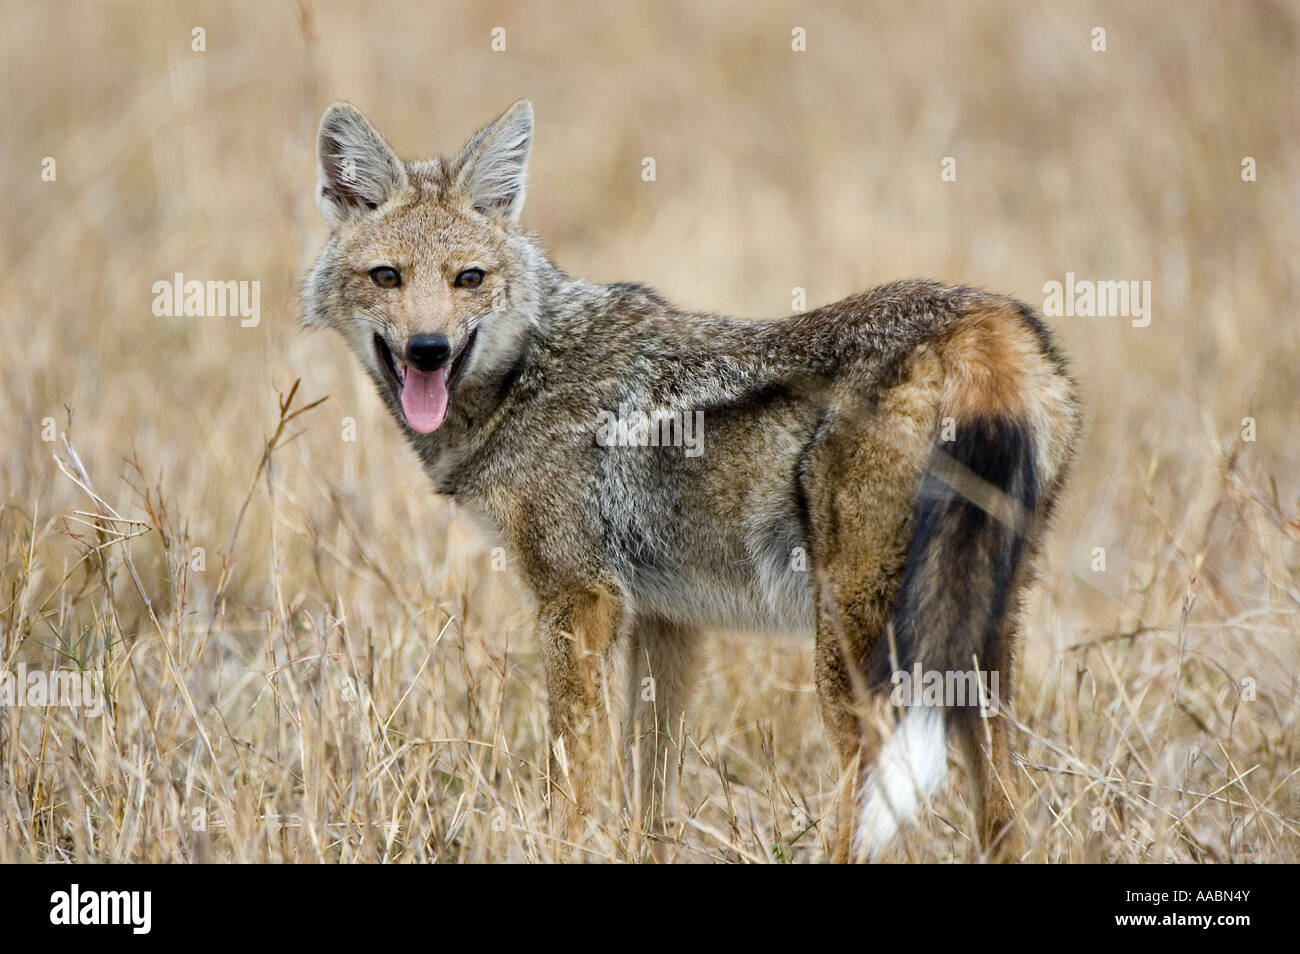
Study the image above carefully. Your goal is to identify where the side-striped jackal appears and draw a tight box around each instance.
[303,99,1081,861]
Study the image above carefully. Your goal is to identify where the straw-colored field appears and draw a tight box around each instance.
[2,1,1297,862]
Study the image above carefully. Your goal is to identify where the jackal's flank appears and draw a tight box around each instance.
[302,99,1081,861]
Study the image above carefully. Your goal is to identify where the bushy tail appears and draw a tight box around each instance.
[855,414,1037,859]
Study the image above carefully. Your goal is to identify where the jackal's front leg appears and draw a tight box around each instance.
[537,584,622,849]
[623,616,703,860]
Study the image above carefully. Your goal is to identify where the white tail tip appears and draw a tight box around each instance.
[854,707,948,860]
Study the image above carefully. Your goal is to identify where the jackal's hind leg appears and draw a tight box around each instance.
[956,605,1025,862]
[813,618,882,864]
[804,371,941,862]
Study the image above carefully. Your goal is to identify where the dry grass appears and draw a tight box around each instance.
[2,0,1298,863]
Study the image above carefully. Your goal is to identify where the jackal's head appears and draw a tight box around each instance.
[303,100,539,435]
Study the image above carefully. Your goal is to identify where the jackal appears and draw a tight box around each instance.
[302,99,1081,862]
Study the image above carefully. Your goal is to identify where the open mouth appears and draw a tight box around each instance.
[373,328,479,434]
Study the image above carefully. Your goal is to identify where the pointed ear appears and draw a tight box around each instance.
[453,100,533,224]
[316,102,407,227]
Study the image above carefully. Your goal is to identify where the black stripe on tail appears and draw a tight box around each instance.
[869,415,1037,719]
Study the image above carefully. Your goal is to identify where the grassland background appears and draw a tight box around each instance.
[1,0,1297,862]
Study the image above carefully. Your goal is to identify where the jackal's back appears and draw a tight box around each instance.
[478,278,1078,638]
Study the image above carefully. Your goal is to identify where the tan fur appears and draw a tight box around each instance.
[806,347,945,861]
[941,305,1034,419]
[537,582,623,849]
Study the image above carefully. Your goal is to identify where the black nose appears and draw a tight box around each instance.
[406,334,451,371]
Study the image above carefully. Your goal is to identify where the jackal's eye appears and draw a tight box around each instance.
[369,266,402,288]
[454,268,485,289]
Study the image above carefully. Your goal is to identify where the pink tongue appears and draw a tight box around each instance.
[400,367,450,433]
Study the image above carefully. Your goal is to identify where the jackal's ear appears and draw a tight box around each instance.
[316,102,408,227]
[453,100,533,224]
